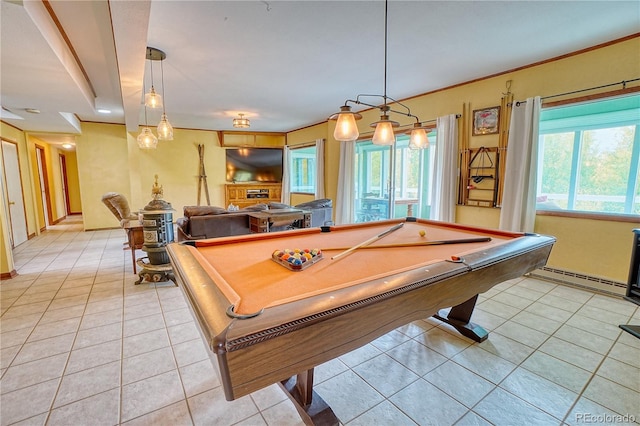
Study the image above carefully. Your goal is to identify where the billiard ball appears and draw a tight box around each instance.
[419,230,426,237]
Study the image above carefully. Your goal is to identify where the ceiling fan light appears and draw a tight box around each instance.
[137,127,158,149]
[330,105,362,141]
[157,113,174,140]
[144,86,163,109]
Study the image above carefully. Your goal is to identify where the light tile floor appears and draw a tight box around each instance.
[1,216,639,425]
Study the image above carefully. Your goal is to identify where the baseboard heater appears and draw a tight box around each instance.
[530,266,627,297]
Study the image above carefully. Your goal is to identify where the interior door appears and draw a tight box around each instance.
[36,146,51,228]
[1,140,28,247]
[59,154,70,216]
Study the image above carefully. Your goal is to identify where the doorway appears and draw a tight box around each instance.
[1,139,28,248]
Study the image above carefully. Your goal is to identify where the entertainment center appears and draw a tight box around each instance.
[225,183,282,209]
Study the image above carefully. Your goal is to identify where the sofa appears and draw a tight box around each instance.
[176,199,333,241]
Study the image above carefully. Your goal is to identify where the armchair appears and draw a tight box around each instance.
[101,192,138,227]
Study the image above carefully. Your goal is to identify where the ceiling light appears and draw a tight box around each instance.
[329,106,361,141]
[233,113,251,128]
[25,108,40,114]
[138,64,158,149]
[144,47,173,141]
[370,107,398,146]
[407,123,432,150]
[97,109,111,114]
[329,0,427,148]
[144,48,164,109]
[137,127,158,149]
[62,143,73,149]
[0,107,24,120]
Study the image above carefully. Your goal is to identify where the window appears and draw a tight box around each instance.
[290,145,316,194]
[354,132,436,222]
[537,94,640,216]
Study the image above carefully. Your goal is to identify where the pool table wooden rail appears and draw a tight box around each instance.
[167,230,554,407]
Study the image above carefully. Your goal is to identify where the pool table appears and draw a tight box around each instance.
[167,218,555,425]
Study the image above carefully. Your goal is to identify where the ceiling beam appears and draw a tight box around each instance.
[23,0,96,110]
[109,0,151,133]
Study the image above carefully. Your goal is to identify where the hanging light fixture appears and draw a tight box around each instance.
[407,123,433,150]
[329,0,427,148]
[137,126,158,149]
[137,62,158,150]
[144,47,163,109]
[145,47,174,140]
[233,113,251,128]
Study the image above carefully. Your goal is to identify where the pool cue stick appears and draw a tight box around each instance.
[324,236,491,251]
[331,223,404,260]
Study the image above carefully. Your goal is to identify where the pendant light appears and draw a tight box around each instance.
[137,126,158,149]
[146,47,174,140]
[156,53,173,140]
[137,60,158,149]
[144,48,163,109]
[407,123,432,150]
[330,0,428,148]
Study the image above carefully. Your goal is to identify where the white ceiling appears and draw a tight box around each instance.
[1,0,639,148]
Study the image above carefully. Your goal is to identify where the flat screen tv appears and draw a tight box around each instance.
[225,148,283,183]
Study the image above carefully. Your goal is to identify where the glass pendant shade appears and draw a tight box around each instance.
[409,127,429,149]
[137,127,158,149]
[144,87,163,109]
[371,114,398,146]
[157,113,174,140]
[331,106,362,141]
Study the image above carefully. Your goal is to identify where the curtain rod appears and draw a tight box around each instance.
[419,114,461,125]
[512,77,640,106]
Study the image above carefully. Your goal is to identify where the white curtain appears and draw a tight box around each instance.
[335,140,356,224]
[499,96,541,232]
[315,138,325,199]
[281,145,291,204]
[430,114,458,222]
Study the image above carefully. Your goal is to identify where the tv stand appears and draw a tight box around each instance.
[225,183,282,209]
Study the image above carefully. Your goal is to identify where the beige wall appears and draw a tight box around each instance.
[1,36,639,284]
[63,150,82,214]
[76,123,225,229]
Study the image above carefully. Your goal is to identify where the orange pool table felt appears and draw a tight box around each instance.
[186,219,518,315]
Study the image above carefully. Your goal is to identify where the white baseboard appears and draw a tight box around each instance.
[530,266,628,297]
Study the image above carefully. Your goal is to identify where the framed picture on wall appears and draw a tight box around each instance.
[472,106,500,136]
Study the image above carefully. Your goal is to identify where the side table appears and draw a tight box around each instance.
[123,222,144,273]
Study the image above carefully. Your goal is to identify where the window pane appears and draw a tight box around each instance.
[575,126,635,213]
[290,146,316,193]
[537,132,574,209]
[537,94,640,216]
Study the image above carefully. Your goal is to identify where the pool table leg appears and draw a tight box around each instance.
[433,294,489,342]
[280,369,339,426]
